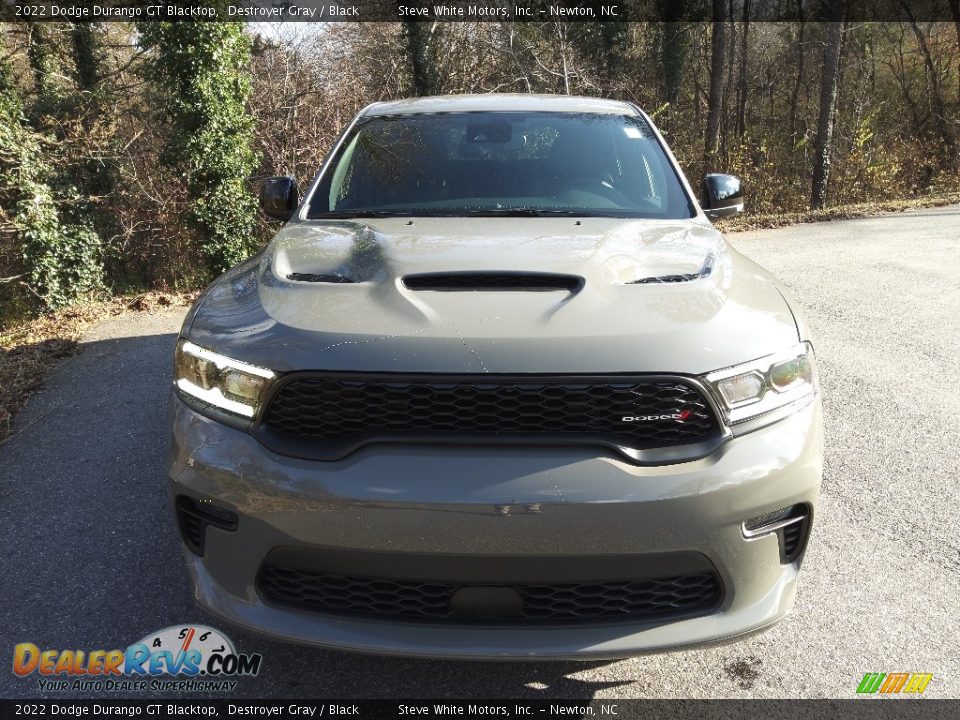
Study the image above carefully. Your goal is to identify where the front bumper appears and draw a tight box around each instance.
[168,395,823,659]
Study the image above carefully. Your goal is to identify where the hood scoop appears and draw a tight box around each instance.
[629,253,715,285]
[287,272,354,283]
[403,272,583,292]
[631,272,703,284]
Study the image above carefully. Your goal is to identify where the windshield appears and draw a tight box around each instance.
[308,111,695,219]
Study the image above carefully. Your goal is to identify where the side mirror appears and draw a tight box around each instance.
[702,174,743,219]
[260,176,300,221]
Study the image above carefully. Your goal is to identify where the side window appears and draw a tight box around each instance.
[329,134,360,209]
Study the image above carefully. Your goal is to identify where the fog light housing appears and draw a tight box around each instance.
[175,495,238,557]
[742,504,811,564]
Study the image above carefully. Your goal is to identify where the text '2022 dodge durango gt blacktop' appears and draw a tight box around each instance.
[168,94,822,659]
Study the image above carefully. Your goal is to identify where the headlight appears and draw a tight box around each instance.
[702,342,817,430]
[174,340,275,418]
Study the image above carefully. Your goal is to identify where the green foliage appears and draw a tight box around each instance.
[138,21,259,275]
[0,44,103,312]
[17,187,104,310]
[26,24,57,98]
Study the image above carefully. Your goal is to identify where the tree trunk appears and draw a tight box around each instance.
[703,0,727,172]
[811,8,844,210]
[722,1,736,156]
[951,0,960,101]
[661,14,686,106]
[71,24,100,91]
[597,18,628,93]
[788,0,806,136]
[736,0,751,140]
[403,21,439,97]
[27,23,56,98]
[556,22,571,95]
[891,25,923,139]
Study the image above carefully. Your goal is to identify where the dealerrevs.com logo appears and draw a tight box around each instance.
[12,625,262,693]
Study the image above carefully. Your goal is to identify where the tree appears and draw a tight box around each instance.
[1,24,105,310]
[900,4,956,171]
[71,23,101,91]
[659,3,688,106]
[951,0,960,100]
[788,0,807,136]
[138,21,259,275]
[811,4,845,209]
[703,0,727,170]
[735,0,751,139]
[26,23,57,99]
[403,21,440,96]
[559,20,631,95]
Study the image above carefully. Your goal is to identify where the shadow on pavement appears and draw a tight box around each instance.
[0,330,640,700]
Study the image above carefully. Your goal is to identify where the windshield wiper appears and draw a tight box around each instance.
[311,208,592,219]
[460,208,584,217]
[311,211,417,218]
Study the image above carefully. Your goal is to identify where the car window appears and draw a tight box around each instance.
[310,111,695,219]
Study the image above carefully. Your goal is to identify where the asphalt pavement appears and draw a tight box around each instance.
[1,205,958,700]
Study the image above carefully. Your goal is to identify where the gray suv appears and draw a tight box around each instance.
[169,95,822,659]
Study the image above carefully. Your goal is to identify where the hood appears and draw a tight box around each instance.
[186,217,799,375]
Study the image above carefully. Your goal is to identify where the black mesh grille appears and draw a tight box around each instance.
[258,565,722,624]
[260,375,720,460]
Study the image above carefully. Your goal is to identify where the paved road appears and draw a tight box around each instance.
[2,206,959,700]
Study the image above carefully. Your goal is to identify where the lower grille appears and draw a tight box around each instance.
[258,565,722,624]
[259,374,722,462]
[179,510,204,554]
[781,521,805,559]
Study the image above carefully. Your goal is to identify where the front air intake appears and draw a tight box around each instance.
[403,272,582,292]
